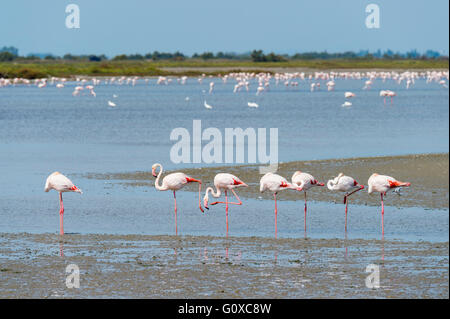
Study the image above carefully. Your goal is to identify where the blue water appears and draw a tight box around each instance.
[0,77,448,241]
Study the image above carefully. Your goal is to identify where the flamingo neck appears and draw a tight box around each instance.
[154,163,167,191]
[206,186,221,198]
[327,180,335,190]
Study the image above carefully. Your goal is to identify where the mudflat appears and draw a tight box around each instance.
[0,233,447,298]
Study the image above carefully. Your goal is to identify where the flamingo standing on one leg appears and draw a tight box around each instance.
[44,172,82,235]
[152,163,204,235]
[368,173,411,236]
[203,173,248,236]
[260,173,302,238]
[327,173,364,230]
[291,171,324,232]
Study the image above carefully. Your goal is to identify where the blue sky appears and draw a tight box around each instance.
[0,0,448,57]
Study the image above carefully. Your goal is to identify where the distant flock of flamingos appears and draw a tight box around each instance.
[45,165,411,238]
[1,70,448,109]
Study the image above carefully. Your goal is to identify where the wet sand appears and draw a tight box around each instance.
[84,153,449,210]
[0,233,447,298]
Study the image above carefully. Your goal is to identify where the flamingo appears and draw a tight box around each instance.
[260,173,302,238]
[291,171,324,231]
[152,163,204,235]
[379,90,396,104]
[247,102,259,108]
[344,92,355,98]
[108,101,116,107]
[363,80,372,90]
[327,173,364,230]
[368,173,411,235]
[203,173,248,236]
[44,172,82,235]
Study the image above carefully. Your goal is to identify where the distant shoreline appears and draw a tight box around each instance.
[1,59,448,79]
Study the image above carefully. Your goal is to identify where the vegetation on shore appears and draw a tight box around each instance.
[1,46,448,79]
[0,59,448,79]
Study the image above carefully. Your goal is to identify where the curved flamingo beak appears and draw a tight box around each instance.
[152,168,157,177]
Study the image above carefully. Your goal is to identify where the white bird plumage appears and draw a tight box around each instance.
[204,101,213,109]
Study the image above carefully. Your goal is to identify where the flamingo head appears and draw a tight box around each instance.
[353,180,365,189]
[289,183,303,192]
[151,164,158,177]
[203,193,209,210]
[312,180,325,187]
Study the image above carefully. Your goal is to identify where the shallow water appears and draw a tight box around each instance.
[0,178,448,242]
[0,77,448,173]
[0,78,448,240]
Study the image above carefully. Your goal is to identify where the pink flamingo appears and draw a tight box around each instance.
[327,173,365,230]
[44,172,82,235]
[368,173,411,235]
[203,173,248,236]
[152,163,204,235]
[260,173,302,238]
[291,171,325,231]
[379,90,396,104]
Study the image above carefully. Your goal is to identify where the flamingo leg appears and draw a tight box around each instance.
[210,189,243,206]
[274,193,277,239]
[59,192,64,235]
[173,191,178,235]
[345,198,348,231]
[343,186,364,231]
[225,190,229,237]
[304,192,307,232]
[381,193,384,236]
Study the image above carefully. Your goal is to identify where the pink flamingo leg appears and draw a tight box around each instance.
[343,186,363,231]
[345,198,348,231]
[381,193,385,236]
[211,189,243,206]
[225,190,229,237]
[59,192,64,235]
[274,193,278,239]
[173,191,178,235]
[304,192,307,232]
